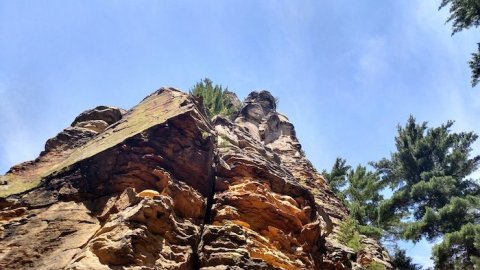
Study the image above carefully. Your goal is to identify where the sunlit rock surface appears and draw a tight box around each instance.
[0,88,391,269]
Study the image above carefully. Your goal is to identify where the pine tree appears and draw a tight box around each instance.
[391,248,423,270]
[323,160,418,264]
[336,217,364,252]
[432,223,480,269]
[190,78,241,118]
[439,0,480,87]
[346,165,384,239]
[374,116,480,268]
[322,157,351,199]
[323,160,384,238]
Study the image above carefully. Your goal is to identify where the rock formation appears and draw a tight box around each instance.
[0,88,392,269]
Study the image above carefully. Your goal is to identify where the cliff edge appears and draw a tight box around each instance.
[0,88,391,269]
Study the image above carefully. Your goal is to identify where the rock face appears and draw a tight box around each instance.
[0,105,127,197]
[0,88,391,269]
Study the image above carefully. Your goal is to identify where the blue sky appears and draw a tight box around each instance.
[1,1,479,267]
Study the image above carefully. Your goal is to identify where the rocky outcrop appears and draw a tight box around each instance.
[206,115,321,269]
[0,88,391,269]
[43,105,126,153]
[0,105,126,197]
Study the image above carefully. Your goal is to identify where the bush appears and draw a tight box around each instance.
[337,217,364,252]
[190,78,241,118]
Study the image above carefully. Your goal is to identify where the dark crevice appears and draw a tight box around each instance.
[58,230,76,238]
[21,202,56,210]
[202,165,216,226]
[192,142,217,270]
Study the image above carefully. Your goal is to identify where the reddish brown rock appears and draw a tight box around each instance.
[215,90,392,269]
[0,88,391,269]
[0,202,100,269]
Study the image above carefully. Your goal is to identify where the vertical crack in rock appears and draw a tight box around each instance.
[0,88,393,270]
[193,136,218,270]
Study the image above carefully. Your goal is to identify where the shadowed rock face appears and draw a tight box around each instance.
[0,88,391,270]
[44,106,126,153]
[1,105,127,197]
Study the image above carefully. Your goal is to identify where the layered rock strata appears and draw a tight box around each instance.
[0,88,391,269]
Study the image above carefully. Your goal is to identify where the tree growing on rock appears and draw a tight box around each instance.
[323,159,384,239]
[190,78,241,117]
[336,217,364,252]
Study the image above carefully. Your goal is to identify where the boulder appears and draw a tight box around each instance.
[71,105,125,126]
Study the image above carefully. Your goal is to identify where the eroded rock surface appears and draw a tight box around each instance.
[0,88,391,269]
[1,105,126,197]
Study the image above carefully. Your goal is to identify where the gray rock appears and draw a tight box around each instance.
[44,126,97,152]
[71,105,125,126]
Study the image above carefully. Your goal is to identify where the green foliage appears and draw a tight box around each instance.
[439,0,480,86]
[337,217,364,252]
[325,116,480,269]
[324,116,480,269]
[201,131,210,140]
[366,261,386,270]
[469,44,480,87]
[432,223,480,269]
[323,160,385,239]
[374,116,480,269]
[190,78,241,117]
[402,195,480,242]
[440,0,480,34]
[374,116,480,239]
[346,165,384,232]
[217,134,232,148]
[391,248,423,270]
[357,224,384,240]
[322,157,351,199]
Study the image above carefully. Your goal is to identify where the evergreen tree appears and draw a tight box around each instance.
[439,0,480,86]
[374,116,480,269]
[391,248,423,270]
[323,159,419,265]
[336,217,364,252]
[323,160,384,238]
[346,165,384,239]
[190,78,241,117]
[432,223,480,269]
[322,157,351,199]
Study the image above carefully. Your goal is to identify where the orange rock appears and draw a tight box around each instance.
[0,88,392,270]
[137,189,160,198]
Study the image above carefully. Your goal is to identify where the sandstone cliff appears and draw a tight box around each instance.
[0,88,392,269]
